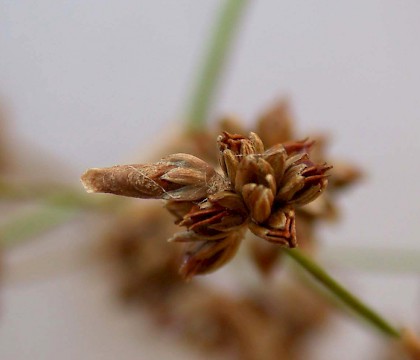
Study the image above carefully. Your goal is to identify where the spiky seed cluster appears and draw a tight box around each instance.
[81,132,330,279]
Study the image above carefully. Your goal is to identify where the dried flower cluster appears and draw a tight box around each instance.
[96,100,346,360]
[82,128,330,279]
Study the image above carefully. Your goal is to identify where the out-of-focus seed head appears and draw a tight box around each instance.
[256,99,295,148]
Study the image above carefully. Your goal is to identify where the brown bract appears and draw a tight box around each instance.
[82,131,330,279]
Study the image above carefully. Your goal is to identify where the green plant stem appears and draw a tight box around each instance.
[284,248,400,338]
[186,0,248,131]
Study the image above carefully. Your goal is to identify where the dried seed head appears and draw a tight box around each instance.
[81,153,225,201]
[82,125,334,278]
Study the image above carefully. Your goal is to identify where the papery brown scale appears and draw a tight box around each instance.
[187,209,229,233]
[234,156,276,195]
[242,184,274,224]
[168,230,227,243]
[301,163,332,179]
[248,132,265,154]
[262,144,287,187]
[284,152,309,169]
[276,173,305,203]
[165,201,195,223]
[168,230,202,243]
[179,199,248,236]
[283,139,314,155]
[208,213,246,231]
[248,208,296,247]
[284,163,331,206]
[267,209,289,229]
[289,183,324,206]
[162,153,227,198]
[276,152,331,206]
[179,230,244,280]
[219,149,239,186]
[179,205,227,234]
[208,191,247,214]
[217,132,264,158]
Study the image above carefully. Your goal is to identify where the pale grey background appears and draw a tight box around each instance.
[1,1,420,359]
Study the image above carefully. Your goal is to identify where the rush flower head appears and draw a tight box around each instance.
[81,131,331,279]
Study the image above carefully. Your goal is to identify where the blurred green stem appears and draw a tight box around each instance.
[285,248,400,338]
[186,0,248,131]
[0,180,124,249]
[0,205,78,249]
[0,179,121,210]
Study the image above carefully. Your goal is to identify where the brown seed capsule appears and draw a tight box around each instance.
[81,153,225,201]
[218,131,264,157]
[234,155,277,223]
[248,208,296,247]
[277,153,331,206]
[262,144,288,188]
[178,230,244,280]
[235,155,276,195]
[242,184,274,224]
[173,194,248,239]
[218,132,265,186]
